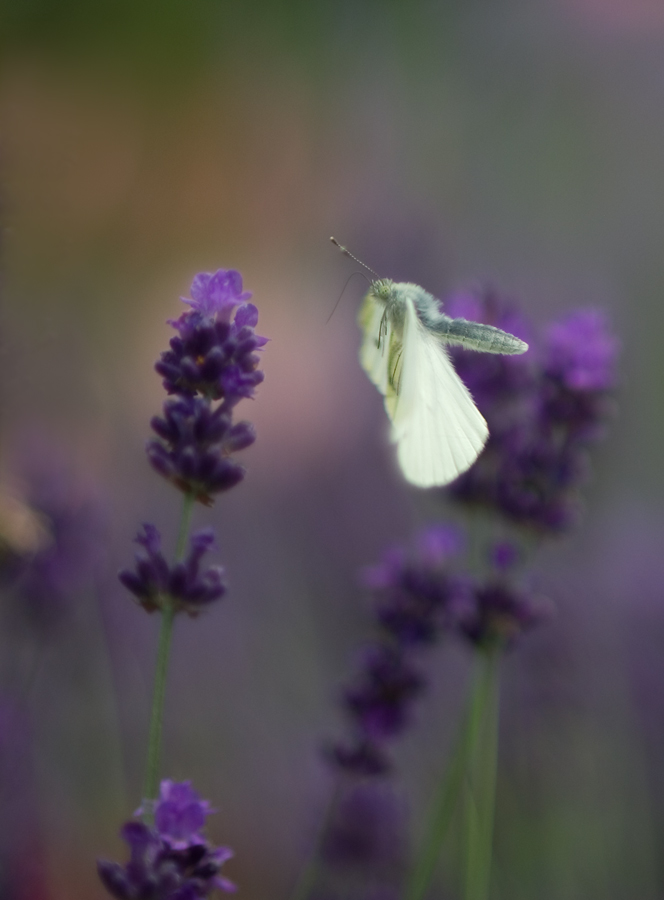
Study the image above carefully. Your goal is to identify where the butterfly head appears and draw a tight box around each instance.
[369,279,396,305]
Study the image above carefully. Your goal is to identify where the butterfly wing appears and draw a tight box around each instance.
[389,297,488,488]
[358,293,402,402]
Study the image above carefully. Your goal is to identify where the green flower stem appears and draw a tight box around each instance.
[143,492,196,806]
[406,649,498,900]
[463,647,501,900]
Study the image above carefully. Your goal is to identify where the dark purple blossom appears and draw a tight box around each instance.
[148,270,265,502]
[344,644,425,741]
[321,783,407,876]
[363,525,468,646]
[327,739,391,777]
[490,540,520,572]
[329,528,467,779]
[157,304,266,403]
[447,287,618,532]
[119,524,226,616]
[458,582,553,648]
[544,309,617,392]
[147,396,255,503]
[98,818,235,899]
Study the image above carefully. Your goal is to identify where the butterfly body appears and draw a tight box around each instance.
[358,278,528,488]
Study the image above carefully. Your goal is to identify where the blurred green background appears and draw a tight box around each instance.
[2,1,664,898]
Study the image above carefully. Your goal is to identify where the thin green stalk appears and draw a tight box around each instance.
[143,492,196,806]
[406,650,497,900]
[463,648,501,900]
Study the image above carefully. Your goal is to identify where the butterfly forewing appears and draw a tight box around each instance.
[388,298,488,488]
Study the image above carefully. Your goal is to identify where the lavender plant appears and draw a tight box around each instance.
[97,269,266,898]
[296,285,617,900]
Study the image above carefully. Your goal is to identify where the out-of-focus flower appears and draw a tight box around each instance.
[0,443,105,631]
[447,287,618,532]
[343,644,425,741]
[544,309,617,393]
[321,783,407,875]
[329,527,466,778]
[363,524,468,647]
[457,582,554,649]
[98,780,235,899]
[119,524,226,616]
[136,781,214,851]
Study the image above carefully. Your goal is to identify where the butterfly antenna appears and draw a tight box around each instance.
[326,271,371,324]
[330,237,380,279]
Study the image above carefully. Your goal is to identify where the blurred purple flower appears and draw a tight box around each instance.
[544,309,617,392]
[119,524,226,616]
[329,527,467,778]
[364,524,468,646]
[447,286,618,532]
[490,540,520,572]
[135,781,214,851]
[99,780,234,898]
[0,442,105,631]
[321,783,407,876]
[458,582,554,648]
[344,644,425,741]
[98,819,235,899]
[327,739,391,778]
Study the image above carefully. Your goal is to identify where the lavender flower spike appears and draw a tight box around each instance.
[98,779,235,898]
[184,269,251,317]
[149,268,266,502]
[119,524,226,617]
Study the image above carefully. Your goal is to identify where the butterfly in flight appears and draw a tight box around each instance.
[331,238,528,488]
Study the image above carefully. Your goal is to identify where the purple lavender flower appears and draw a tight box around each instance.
[148,270,265,503]
[98,820,235,899]
[157,303,267,403]
[147,396,254,504]
[544,309,617,392]
[183,270,251,317]
[135,781,214,851]
[327,739,391,777]
[457,582,553,648]
[99,780,234,898]
[119,524,226,616]
[344,644,425,741]
[329,527,467,778]
[364,525,467,646]
[321,783,407,877]
[447,287,618,532]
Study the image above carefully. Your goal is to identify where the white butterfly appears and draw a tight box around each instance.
[356,275,528,489]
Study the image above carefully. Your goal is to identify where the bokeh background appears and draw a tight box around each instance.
[1,1,664,897]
